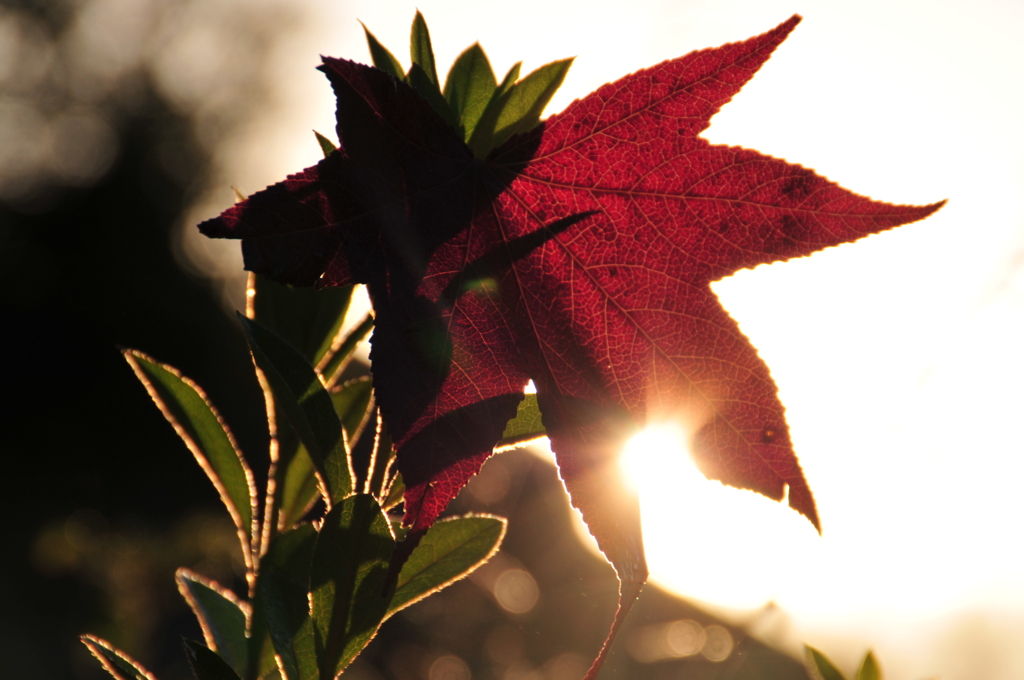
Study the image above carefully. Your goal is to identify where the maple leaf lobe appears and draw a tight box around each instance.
[199,16,944,680]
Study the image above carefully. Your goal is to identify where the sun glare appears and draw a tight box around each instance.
[617,424,819,610]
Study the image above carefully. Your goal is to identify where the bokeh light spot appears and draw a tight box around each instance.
[493,568,539,614]
[429,655,470,680]
[700,625,734,662]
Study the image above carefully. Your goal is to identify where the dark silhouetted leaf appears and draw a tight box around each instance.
[176,570,249,678]
[183,639,243,680]
[81,635,158,680]
[240,315,352,504]
[123,350,255,569]
[386,514,505,617]
[310,495,394,678]
[200,16,944,678]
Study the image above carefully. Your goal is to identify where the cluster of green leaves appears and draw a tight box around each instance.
[83,270,509,680]
[360,11,573,158]
[805,646,883,680]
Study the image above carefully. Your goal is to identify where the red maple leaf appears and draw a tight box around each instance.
[200,15,942,677]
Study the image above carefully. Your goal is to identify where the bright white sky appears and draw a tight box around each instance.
[215,2,1024,678]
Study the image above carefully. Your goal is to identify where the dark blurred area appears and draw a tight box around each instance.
[0,1,810,678]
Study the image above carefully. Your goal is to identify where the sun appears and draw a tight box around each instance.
[614,423,820,610]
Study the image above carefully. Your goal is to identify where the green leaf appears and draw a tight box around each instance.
[496,62,521,98]
[332,377,375,448]
[175,570,249,678]
[360,21,405,80]
[250,275,355,369]
[382,473,404,514]
[81,636,158,680]
[322,313,374,390]
[443,43,497,142]
[240,315,352,504]
[856,651,882,680]
[277,378,373,531]
[277,445,320,531]
[805,645,848,680]
[183,639,243,680]
[313,131,337,158]
[408,63,459,129]
[255,525,319,680]
[469,57,573,158]
[387,515,506,617]
[496,393,546,451]
[310,495,395,678]
[123,350,255,565]
[409,11,438,87]
[405,12,457,129]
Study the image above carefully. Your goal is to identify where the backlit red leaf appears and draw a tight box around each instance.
[200,16,943,677]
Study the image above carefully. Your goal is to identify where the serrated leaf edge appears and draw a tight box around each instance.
[385,513,507,618]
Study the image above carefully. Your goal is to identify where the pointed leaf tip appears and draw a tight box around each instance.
[81,635,158,680]
[122,350,256,572]
[361,20,405,80]
[805,645,848,680]
[239,315,353,504]
[175,569,249,678]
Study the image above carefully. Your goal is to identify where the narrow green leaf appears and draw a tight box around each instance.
[496,393,545,451]
[176,570,249,679]
[856,652,882,680]
[496,62,521,98]
[409,11,438,86]
[277,378,374,531]
[313,131,337,158]
[407,63,459,129]
[240,316,352,503]
[805,645,848,680]
[123,351,255,566]
[443,43,497,141]
[183,640,243,680]
[277,445,320,531]
[469,58,573,158]
[381,473,404,513]
[81,636,158,680]
[386,515,506,617]
[331,377,375,450]
[310,495,395,678]
[360,21,405,80]
[322,313,374,390]
[255,525,319,680]
[250,275,355,369]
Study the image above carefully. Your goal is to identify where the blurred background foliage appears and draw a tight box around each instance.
[0,0,812,678]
